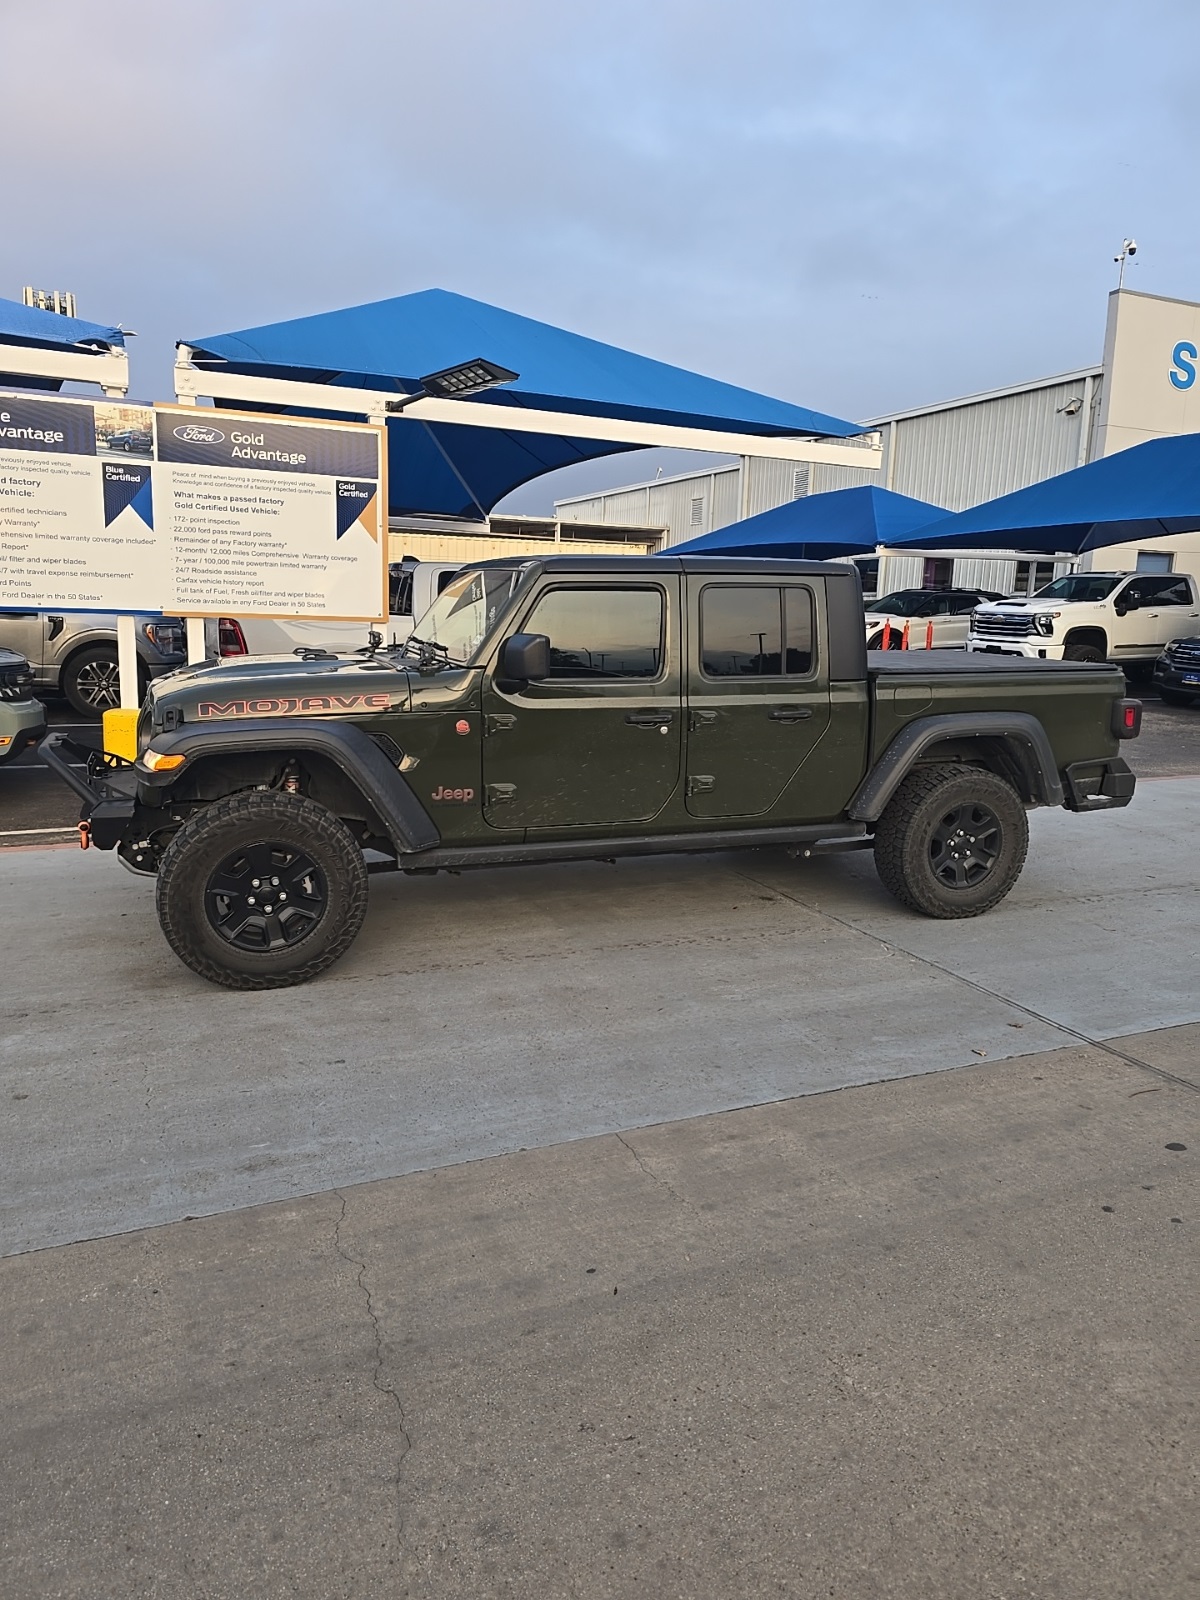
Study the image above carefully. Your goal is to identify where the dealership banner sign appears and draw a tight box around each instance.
[0,392,386,619]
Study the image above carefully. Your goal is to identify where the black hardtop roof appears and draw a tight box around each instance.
[471,553,855,578]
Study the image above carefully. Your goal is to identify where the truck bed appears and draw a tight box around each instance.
[866,649,1120,681]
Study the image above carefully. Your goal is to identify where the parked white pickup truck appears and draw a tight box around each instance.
[230,560,462,656]
[967,571,1200,665]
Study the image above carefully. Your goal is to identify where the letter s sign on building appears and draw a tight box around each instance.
[1169,340,1197,390]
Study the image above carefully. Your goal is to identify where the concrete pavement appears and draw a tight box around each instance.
[3,777,1200,1257]
[2,1030,1195,1599]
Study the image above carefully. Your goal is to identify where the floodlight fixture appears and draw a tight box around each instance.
[385,356,519,414]
[418,357,520,398]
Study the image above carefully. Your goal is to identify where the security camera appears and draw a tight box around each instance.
[1126,239,1137,256]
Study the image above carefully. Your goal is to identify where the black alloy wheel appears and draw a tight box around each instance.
[64,648,122,716]
[928,800,1001,889]
[155,791,370,989]
[873,763,1029,918]
[205,840,328,953]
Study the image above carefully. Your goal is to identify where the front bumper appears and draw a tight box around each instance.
[967,639,1066,661]
[1153,660,1200,697]
[38,731,137,847]
[0,698,47,766]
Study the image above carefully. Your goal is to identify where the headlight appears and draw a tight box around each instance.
[1033,612,1060,637]
[143,621,184,653]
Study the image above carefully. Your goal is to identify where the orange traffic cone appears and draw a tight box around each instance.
[881,619,891,649]
[925,619,934,650]
[901,620,911,650]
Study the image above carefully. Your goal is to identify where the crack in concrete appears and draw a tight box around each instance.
[614,1130,687,1206]
[734,867,1200,1100]
[332,1190,411,1562]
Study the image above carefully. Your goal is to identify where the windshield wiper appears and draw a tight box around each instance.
[404,634,467,671]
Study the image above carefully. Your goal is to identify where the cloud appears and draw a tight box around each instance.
[2,0,1199,513]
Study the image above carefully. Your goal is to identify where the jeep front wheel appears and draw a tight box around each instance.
[155,792,369,989]
[873,764,1029,918]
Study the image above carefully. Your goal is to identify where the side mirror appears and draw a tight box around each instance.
[499,632,550,682]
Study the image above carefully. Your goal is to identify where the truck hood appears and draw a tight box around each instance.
[145,652,413,725]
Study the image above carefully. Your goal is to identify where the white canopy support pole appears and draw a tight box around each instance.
[0,340,129,396]
[116,615,139,710]
[186,617,207,664]
[173,350,883,471]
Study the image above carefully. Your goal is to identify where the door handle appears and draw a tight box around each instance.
[625,711,675,728]
[768,707,813,722]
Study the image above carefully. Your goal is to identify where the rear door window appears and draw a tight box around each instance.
[700,586,815,677]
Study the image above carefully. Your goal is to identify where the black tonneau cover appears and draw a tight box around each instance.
[867,650,1119,678]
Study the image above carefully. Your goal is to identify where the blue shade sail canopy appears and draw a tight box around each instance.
[0,296,125,352]
[668,485,947,558]
[184,288,865,520]
[897,433,1200,554]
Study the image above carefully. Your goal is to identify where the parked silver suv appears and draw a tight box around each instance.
[0,611,186,717]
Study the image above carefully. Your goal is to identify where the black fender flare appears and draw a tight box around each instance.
[137,719,440,854]
[848,712,1065,822]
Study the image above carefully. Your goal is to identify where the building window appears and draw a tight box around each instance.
[690,496,705,528]
[1015,560,1056,595]
[525,586,664,679]
[922,557,954,590]
[1135,551,1174,574]
[791,465,810,500]
[699,586,814,678]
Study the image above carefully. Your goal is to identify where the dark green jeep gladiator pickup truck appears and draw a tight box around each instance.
[41,557,1141,989]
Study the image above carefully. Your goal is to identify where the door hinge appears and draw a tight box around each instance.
[688,709,718,731]
[485,782,517,806]
[484,714,517,736]
[686,774,715,796]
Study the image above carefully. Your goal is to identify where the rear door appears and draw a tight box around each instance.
[1119,574,1200,652]
[480,577,682,829]
[684,577,831,821]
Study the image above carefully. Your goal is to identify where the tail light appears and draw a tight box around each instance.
[1112,699,1142,739]
[218,617,247,657]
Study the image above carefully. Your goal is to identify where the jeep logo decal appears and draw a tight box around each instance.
[173,423,226,444]
[197,692,397,718]
[430,785,475,803]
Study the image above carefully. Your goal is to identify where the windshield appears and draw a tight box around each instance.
[1031,574,1122,602]
[405,566,525,666]
[868,591,935,617]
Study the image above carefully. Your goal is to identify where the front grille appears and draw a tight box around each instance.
[1165,640,1200,667]
[971,612,1037,640]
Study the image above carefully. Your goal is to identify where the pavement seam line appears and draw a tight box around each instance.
[332,1189,412,1557]
[733,867,1200,1100]
[613,1131,687,1205]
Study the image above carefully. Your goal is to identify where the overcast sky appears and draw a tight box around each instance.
[3,0,1198,509]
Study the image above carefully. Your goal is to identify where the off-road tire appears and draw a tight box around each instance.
[155,792,369,989]
[873,763,1029,919]
[1157,686,1197,707]
[1063,641,1106,663]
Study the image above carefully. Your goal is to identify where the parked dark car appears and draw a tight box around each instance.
[1153,636,1200,705]
[106,429,153,454]
[0,647,47,766]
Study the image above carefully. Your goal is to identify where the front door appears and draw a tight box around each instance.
[684,579,831,821]
[481,578,682,830]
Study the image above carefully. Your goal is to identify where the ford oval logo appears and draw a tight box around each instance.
[173,423,226,444]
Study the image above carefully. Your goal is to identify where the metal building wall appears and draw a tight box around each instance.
[812,372,1101,510]
[555,367,1104,540]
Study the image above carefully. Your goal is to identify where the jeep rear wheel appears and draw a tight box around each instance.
[873,764,1029,918]
[155,792,369,989]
